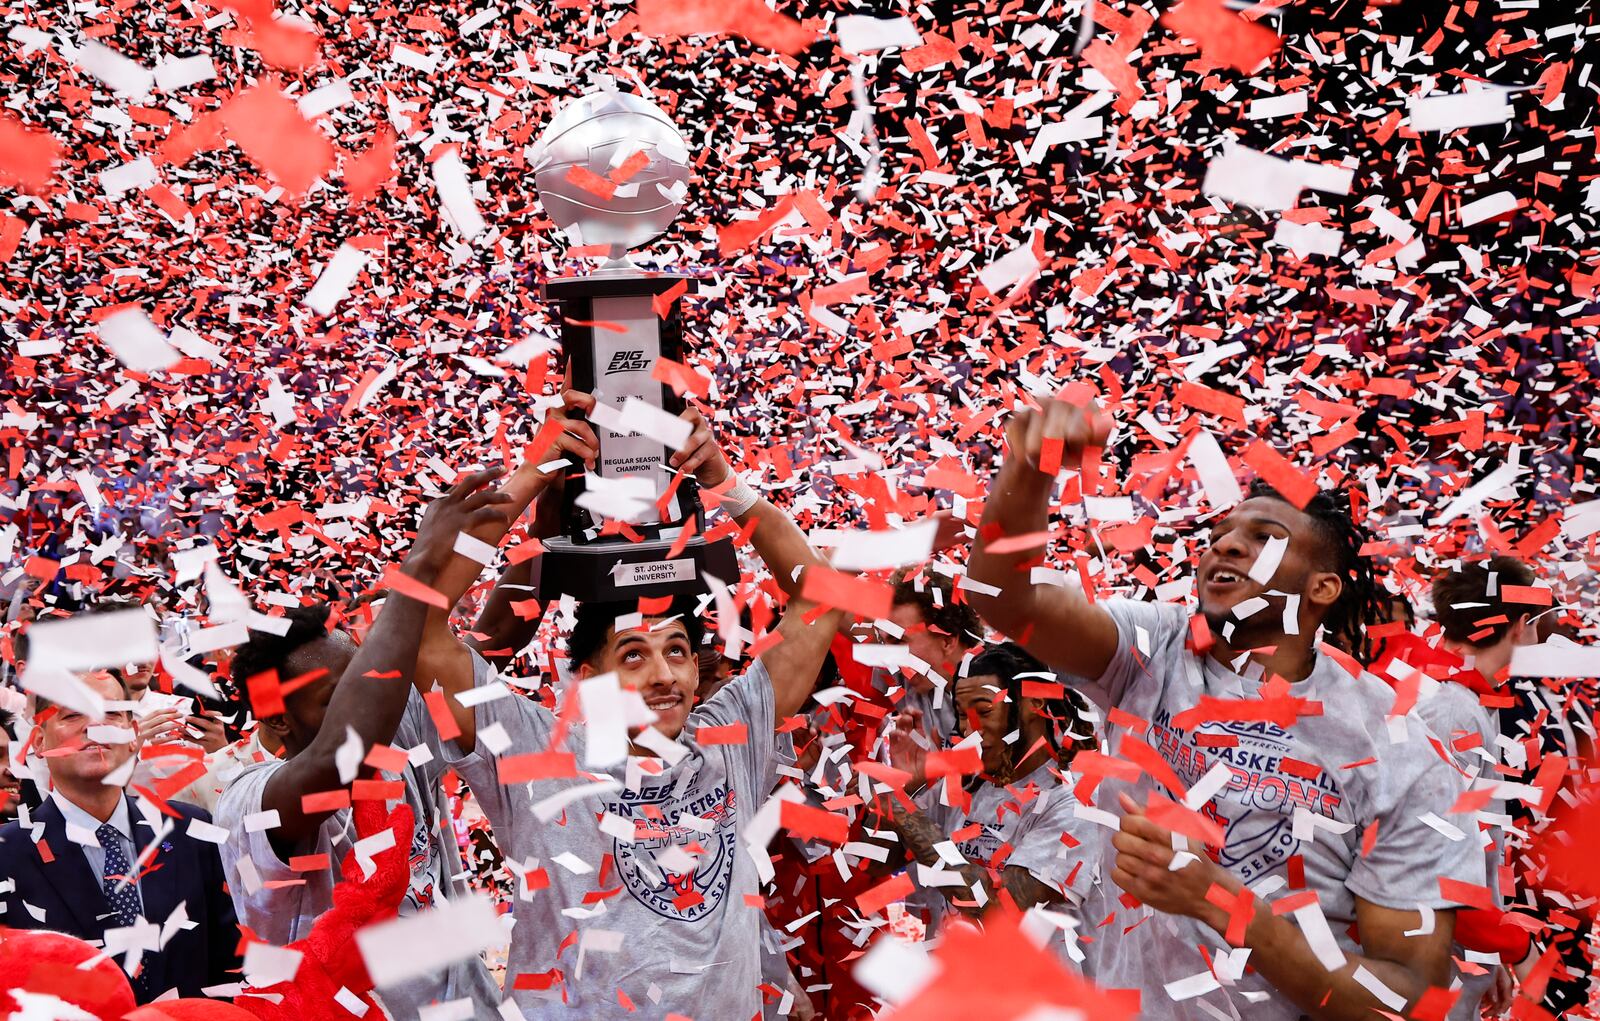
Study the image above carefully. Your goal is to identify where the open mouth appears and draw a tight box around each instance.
[1207,568,1246,587]
[644,692,684,712]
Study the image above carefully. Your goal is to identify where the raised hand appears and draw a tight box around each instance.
[529,390,600,473]
[885,708,930,792]
[669,403,731,488]
[1003,396,1112,474]
[186,711,228,753]
[400,467,514,587]
[137,707,184,745]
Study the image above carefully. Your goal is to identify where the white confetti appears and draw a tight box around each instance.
[98,308,180,372]
[356,895,502,988]
[433,149,487,241]
[155,54,215,92]
[303,244,367,316]
[72,40,155,97]
[100,157,158,197]
[243,942,304,987]
[828,519,937,572]
[1408,89,1511,133]
[1458,191,1520,226]
[836,15,923,54]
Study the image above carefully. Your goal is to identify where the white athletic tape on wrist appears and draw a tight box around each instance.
[722,481,758,517]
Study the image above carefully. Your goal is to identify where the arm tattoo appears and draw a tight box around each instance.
[886,795,950,869]
[1000,865,1066,911]
[885,798,994,915]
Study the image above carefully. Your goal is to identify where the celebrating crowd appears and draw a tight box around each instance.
[0,386,1590,1021]
[4,0,1600,1013]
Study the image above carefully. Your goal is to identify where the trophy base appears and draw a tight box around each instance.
[539,534,737,604]
[544,272,698,299]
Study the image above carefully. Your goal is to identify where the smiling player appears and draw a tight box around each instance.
[413,402,843,1019]
[965,394,1483,1021]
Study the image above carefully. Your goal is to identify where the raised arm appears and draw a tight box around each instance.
[674,406,840,718]
[966,399,1121,682]
[674,406,826,597]
[464,554,539,669]
[466,481,564,670]
[727,496,842,719]
[261,469,514,846]
[416,392,599,746]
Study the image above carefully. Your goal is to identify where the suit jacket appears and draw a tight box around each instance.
[0,794,242,1002]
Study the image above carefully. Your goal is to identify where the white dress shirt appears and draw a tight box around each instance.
[50,790,145,910]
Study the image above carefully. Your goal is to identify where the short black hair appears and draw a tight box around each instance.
[1246,479,1386,660]
[229,603,335,713]
[890,572,981,646]
[1433,556,1536,647]
[567,596,705,669]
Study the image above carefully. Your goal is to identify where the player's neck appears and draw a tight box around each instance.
[1006,742,1053,783]
[1441,637,1509,682]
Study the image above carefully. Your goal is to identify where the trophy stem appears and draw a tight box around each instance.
[594,254,642,276]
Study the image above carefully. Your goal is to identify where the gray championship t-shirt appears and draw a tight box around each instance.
[1414,679,1506,1021]
[216,689,501,1020]
[447,651,777,1020]
[871,666,957,746]
[922,761,1099,905]
[917,760,1102,957]
[1076,599,1481,1021]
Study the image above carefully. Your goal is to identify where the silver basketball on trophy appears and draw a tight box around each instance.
[531,90,691,258]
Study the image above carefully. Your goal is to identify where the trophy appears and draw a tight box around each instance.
[531,89,737,602]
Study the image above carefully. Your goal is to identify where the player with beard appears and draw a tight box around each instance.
[881,642,1102,947]
[965,395,1483,1021]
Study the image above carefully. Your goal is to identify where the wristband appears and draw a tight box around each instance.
[721,480,759,517]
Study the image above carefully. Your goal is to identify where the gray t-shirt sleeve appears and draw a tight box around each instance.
[394,687,447,788]
[690,657,777,797]
[1007,782,1100,905]
[440,650,554,827]
[1093,598,1190,710]
[215,761,328,873]
[1345,731,1481,910]
[1414,684,1496,775]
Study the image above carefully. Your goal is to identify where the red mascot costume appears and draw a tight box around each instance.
[0,801,415,1021]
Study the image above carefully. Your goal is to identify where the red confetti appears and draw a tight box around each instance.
[0,114,60,194]
[637,0,817,55]
[1160,0,1283,74]
[218,82,335,196]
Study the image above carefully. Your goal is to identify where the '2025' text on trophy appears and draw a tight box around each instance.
[531,89,737,602]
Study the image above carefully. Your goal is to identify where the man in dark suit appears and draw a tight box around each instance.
[0,668,241,1001]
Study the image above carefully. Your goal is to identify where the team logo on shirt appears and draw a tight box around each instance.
[607,781,738,922]
[956,824,1004,867]
[1149,709,1345,883]
[403,808,441,912]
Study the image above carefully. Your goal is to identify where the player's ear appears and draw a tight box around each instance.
[1306,570,1343,616]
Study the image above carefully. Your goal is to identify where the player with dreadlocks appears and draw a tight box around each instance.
[964,396,1482,1021]
[880,642,1104,934]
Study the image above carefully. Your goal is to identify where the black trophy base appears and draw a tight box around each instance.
[539,534,737,604]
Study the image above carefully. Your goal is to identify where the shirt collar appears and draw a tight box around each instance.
[50,790,133,842]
